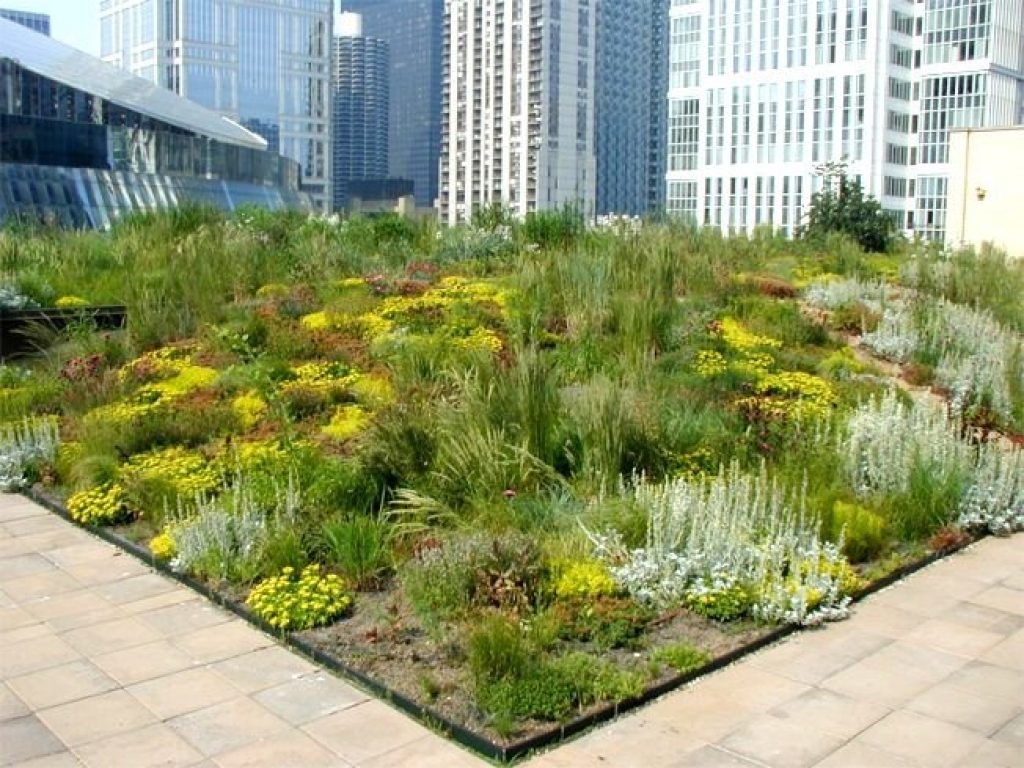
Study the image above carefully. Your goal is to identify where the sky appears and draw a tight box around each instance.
[5,1,100,55]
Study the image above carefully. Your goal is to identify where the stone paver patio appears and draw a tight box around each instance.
[1,493,1021,767]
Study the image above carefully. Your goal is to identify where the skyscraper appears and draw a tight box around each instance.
[100,0,333,210]
[440,0,597,225]
[665,1,1024,242]
[595,0,668,217]
[342,0,444,208]
[332,12,389,211]
[0,8,50,35]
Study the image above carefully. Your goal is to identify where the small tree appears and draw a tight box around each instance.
[801,161,896,252]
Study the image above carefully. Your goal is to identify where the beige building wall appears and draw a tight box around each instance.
[946,127,1024,259]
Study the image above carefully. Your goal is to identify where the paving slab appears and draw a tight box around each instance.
[1,493,1022,768]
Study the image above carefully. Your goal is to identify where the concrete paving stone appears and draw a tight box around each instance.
[61,558,151,587]
[857,710,986,767]
[686,666,811,715]
[821,639,968,708]
[2,570,83,603]
[128,667,241,720]
[44,604,125,633]
[671,744,769,767]
[0,620,51,648]
[903,617,1007,659]
[37,690,157,748]
[17,753,82,767]
[96,572,181,605]
[805,627,892,661]
[251,672,367,725]
[768,687,889,741]
[1002,571,1024,591]
[0,604,44,634]
[715,713,845,768]
[992,711,1024,747]
[2,515,73,537]
[907,679,1021,735]
[811,740,915,767]
[41,542,118,569]
[8,659,119,711]
[537,717,707,768]
[954,739,1024,768]
[0,553,56,580]
[0,715,66,766]
[832,601,923,638]
[171,621,274,665]
[137,599,233,637]
[119,588,200,615]
[968,586,1024,617]
[211,730,346,768]
[361,735,488,768]
[209,646,317,695]
[92,639,198,686]
[944,661,1024,706]
[0,681,29,721]
[643,689,765,743]
[872,582,965,618]
[61,615,163,656]
[941,601,1024,635]
[302,699,433,764]
[0,633,80,678]
[168,698,291,758]
[73,722,204,768]
[750,646,860,687]
[21,588,118,623]
[978,631,1024,672]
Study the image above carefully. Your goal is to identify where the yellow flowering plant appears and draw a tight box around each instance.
[553,560,618,601]
[67,483,128,525]
[120,446,221,499]
[148,531,176,560]
[55,295,89,309]
[246,564,352,631]
[232,391,268,430]
[322,405,371,442]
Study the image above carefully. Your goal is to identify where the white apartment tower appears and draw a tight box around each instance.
[439,0,597,224]
[666,0,1024,241]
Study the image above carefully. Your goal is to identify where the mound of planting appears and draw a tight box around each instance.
[1,208,1021,754]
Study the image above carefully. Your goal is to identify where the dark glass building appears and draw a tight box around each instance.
[595,0,669,216]
[0,18,308,228]
[332,13,389,211]
[342,0,443,208]
[0,8,50,35]
[100,0,332,211]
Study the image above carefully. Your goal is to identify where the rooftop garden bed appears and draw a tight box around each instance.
[1,206,1020,758]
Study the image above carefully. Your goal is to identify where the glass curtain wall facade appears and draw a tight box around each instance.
[595,0,668,217]
[0,22,306,228]
[332,21,389,211]
[0,9,50,35]
[343,0,444,208]
[100,0,333,210]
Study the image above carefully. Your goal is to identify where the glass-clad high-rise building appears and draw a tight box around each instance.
[332,12,389,211]
[595,0,668,217]
[0,8,50,35]
[342,0,444,208]
[100,0,332,210]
